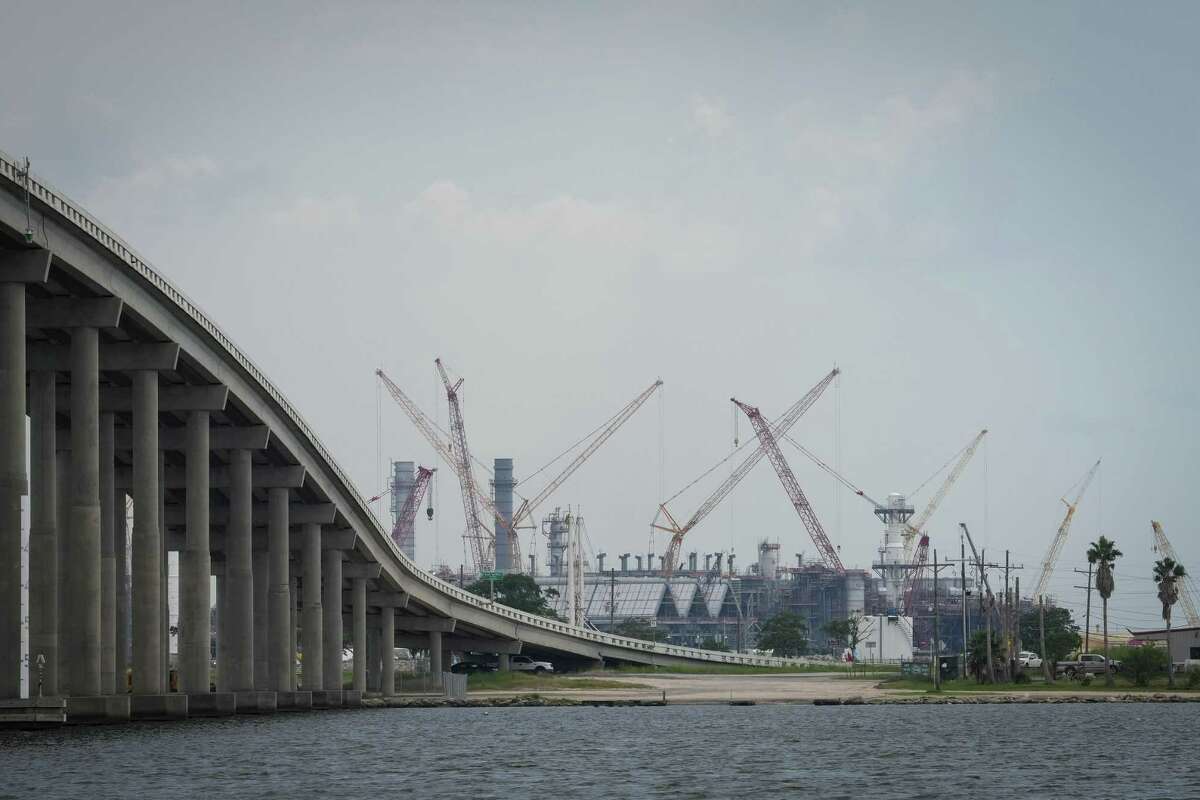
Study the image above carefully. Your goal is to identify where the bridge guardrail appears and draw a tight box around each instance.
[1,150,804,669]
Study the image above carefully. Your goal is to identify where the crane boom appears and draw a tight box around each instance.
[1151,520,1200,627]
[655,368,839,577]
[901,534,930,613]
[733,397,846,574]
[904,429,988,553]
[511,379,663,531]
[392,466,435,555]
[435,358,496,573]
[1030,459,1101,600]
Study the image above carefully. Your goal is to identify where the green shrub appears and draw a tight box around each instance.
[1117,645,1168,687]
[1013,671,1031,684]
[1080,673,1093,686]
[1186,667,1200,690]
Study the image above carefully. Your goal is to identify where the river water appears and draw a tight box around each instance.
[1,703,1195,799]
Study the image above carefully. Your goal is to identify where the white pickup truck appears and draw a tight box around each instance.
[509,655,554,673]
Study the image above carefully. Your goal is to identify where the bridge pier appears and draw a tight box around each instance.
[226,448,255,693]
[268,487,291,692]
[429,630,443,684]
[99,413,116,695]
[380,606,394,698]
[131,370,162,695]
[0,278,26,699]
[322,549,343,695]
[352,577,367,693]
[68,325,102,698]
[180,411,210,696]
[302,524,323,691]
[28,370,58,697]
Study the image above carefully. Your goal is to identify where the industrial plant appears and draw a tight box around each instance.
[373,360,1084,663]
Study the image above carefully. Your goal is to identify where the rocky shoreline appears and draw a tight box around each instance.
[816,693,1200,705]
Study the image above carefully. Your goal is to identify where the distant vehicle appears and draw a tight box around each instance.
[1057,653,1120,678]
[1018,651,1043,669]
[450,661,498,675]
[509,655,554,673]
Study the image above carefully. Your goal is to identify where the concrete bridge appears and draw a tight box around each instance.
[0,150,794,723]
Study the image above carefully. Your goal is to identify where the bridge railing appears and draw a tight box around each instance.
[0,151,799,669]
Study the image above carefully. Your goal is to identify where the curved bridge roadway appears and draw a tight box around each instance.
[0,150,794,720]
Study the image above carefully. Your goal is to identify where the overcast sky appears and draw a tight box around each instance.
[4,1,1198,632]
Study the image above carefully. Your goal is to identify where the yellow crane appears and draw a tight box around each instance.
[1030,459,1101,600]
[1151,520,1200,627]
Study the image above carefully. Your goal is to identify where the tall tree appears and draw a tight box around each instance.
[757,612,809,658]
[1154,557,1187,689]
[1018,605,1080,664]
[465,574,560,619]
[1086,536,1122,687]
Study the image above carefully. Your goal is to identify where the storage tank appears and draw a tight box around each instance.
[845,572,866,615]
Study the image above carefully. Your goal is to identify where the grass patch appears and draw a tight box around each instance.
[466,671,647,692]
[880,676,1200,694]
[597,662,899,676]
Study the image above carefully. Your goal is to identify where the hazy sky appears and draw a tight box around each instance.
[4,1,1198,632]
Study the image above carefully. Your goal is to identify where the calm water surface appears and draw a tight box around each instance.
[1,704,1195,799]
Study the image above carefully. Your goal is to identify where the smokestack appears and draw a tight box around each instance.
[635,555,643,572]
[688,552,698,572]
[620,553,630,573]
[597,552,606,572]
[493,458,515,572]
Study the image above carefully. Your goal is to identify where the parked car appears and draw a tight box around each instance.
[509,655,554,673]
[1018,651,1043,669]
[450,661,498,675]
[1056,653,1120,678]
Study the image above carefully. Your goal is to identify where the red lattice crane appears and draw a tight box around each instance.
[435,358,498,573]
[900,533,930,613]
[654,368,839,578]
[732,397,846,575]
[392,466,435,556]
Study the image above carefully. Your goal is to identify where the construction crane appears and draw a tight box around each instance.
[901,534,930,614]
[902,429,988,557]
[1029,459,1101,601]
[378,365,662,574]
[654,368,839,578]
[391,466,435,555]
[435,358,496,572]
[733,397,846,574]
[1151,520,1200,627]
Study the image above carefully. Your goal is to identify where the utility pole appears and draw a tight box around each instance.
[960,535,968,680]
[933,549,942,690]
[1014,576,1023,680]
[1003,550,1011,682]
[1039,594,1052,682]
[1074,564,1093,654]
[983,548,996,684]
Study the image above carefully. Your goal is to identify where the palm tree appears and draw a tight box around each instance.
[1154,557,1187,689]
[1086,536,1122,687]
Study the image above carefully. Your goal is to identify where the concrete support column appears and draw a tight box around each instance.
[28,370,57,696]
[0,282,25,698]
[158,454,168,685]
[366,626,380,692]
[321,550,343,690]
[131,370,162,694]
[302,525,323,690]
[114,487,128,693]
[180,411,210,694]
[380,606,394,698]
[99,413,116,694]
[55,449,70,695]
[226,449,254,692]
[268,487,291,691]
[498,653,510,672]
[429,630,443,679]
[252,549,268,690]
[215,572,228,692]
[352,577,367,693]
[289,575,298,691]
[69,326,102,698]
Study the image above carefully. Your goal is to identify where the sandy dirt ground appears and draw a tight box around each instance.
[470,672,897,704]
